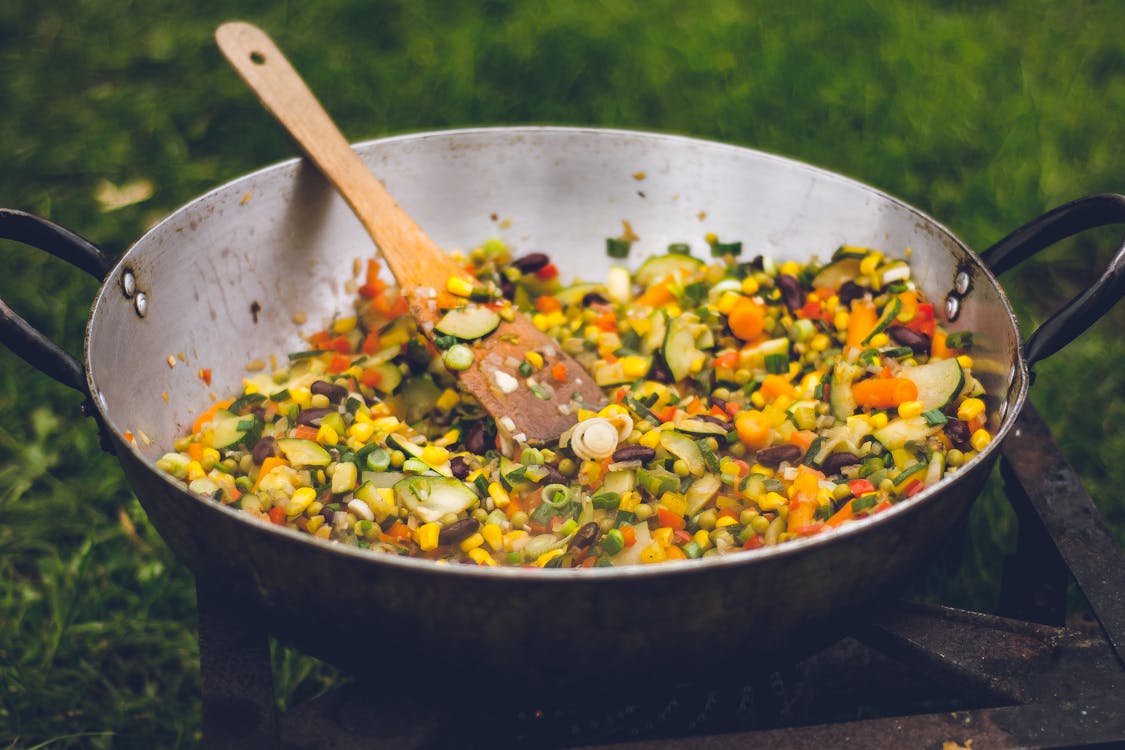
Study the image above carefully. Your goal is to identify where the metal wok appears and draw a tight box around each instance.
[2,127,1122,693]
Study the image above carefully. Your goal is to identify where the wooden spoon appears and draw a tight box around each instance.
[215,22,605,445]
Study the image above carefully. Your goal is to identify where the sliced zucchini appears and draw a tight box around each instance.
[898,357,964,411]
[277,438,332,468]
[553,282,607,308]
[811,257,861,290]
[685,473,722,515]
[872,416,941,451]
[675,416,730,436]
[386,432,452,477]
[660,430,705,476]
[663,312,712,382]
[389,374,439,421]
[785,400,820,431]
[861,296,902,345]
[434,305,501,340]
[601,470,636,497]
[641,310,668,354]
[210,410,249,449]
[498,455,529,490]
[634,253,704,288]
[393,475,478,523]
[829,360,863,421]
[636,466,679,497]
[366,362,403,395]
[592,356,653,387]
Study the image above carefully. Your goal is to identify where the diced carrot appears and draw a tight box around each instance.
[713,350,740,369]
[328,354,351,374]
[330,336,352,354]
[360,368,383,388]
[192,399,233,435]
[735,411,771,450]
[293,424,320,441]
[664,545,687,561]
[535,295,562,313]
[789,430,817,453]
[550,363,568,382]
[621,525,637,547]
[656,507,687,530]
[309,330,333,349]
[360,331,381,354]
[658,405,678,423]
[634,278,676,307]
[187,442,205,462]
[826,499,856,528]
[365,259,382,287]
[848,479,876,496]
[727,298,765,342]
[759,374,796,401]
[385,521,412,542]
[743,535,764,550]
[847,299,878,349]
[852,377,918,409]
[268,506,286,525]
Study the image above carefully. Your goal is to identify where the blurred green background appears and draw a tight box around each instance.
[1,1,1121,746]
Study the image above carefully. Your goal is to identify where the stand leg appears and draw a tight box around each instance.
[197,579,279,749]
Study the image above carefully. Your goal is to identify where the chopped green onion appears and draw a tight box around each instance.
[592,492,621,510]
[606,237,632,258]
[667,242,692,255]
[269,389,291,402]
[365,448,391,472]
[682,541,703,559]
[442,343,475,371]
[432,334,458,350]
[711,241,743,256]
[923,409,948,426]
[881,346,913,359]
[765,353,789,374]
[602,528,625,555]
[852,494,878,513]
[529,383,551,400]
[402,458,429,474]
[287,349,323,361]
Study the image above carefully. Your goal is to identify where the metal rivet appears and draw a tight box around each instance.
[955,271,971,295]
[945,294,960,321]
[121,271,136,298]
[134,291,148,318]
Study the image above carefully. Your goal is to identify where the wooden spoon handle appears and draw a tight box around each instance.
[215,22,465,299]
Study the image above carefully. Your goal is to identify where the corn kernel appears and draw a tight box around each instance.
[750,391,766,408]
[715,515,738,528]
[310,393,331,409]
[834,310,850,331]
[291,386,312,409]
[504,529,529,546]
[316,424,340,446]
[618,490,641,513]
[868,332,890,348]
[242,382,259,395]
[488,482,510,508]
[186,460,206,482]
[693,529,713,551]
[446,276,475,297]
[331,316,357,334]
[306,515,326,533]
[435,388,460,412]
[750,463,774,477]
[628,317,652,336]
[287,487,317,517]
[957,354,974,370]
[970,429,992,452]
[536,548,565,567]
[639,429,663,449]
[957,398,986,422]
[870,412,889,429]
[716,291,744,315]
[481,523,503,550]
[809,334,831,352]
[459,532,485,552]
[532,313,550,331]
[740,277,760,295]
[898,400,925,419]
[314,525,332,539]
[659,492,688,516]
[416,522,440,551]
[621,356,650,379]
[421,446,450,465]
[524,351,544,370]
[779,260,801,277]
[348,421,375,442]
[467,547,496,566]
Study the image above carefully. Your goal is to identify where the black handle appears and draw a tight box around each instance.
[980,194,1125,368]
[0,209,115,395]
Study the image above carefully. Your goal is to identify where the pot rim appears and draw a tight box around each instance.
[88,124,1030,581]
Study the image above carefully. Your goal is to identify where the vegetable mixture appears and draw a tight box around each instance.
[157,237,991,568]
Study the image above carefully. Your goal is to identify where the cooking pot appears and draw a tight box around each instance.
[2,128,1122,693]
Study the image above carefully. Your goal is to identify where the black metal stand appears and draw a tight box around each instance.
[196,404,1125,749]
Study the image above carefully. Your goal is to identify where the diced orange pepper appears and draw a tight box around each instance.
[594,312,618,332]
[634,278,676,307]
[385,521,412,542]
[847,299,878,349]
[293,424,320,441]
[656,507,687,530]
[328,355,351,374]
[759,374,796,401]
[931,329,951,360]
[665,546,687,561]
[360,368,383,388]
[535,295,562,313]
[187,442,205,462]
[268,506,286,525]
[550,363,568,382]
[621,525,637,547]
[253,456,290,490]
[789,430,817,453]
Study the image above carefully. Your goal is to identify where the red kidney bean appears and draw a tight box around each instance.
[295,407,332,426]
[775,273,806,312]
[509,253,550,273]
[819,451,860,475]
[251,436,277,465]
[612,445,657,463]
[311,380,348,403]
[568,522,601,552]
[886,325,931,353]
[463,421,489,455]
[946,418,971,448]
[438,518,480,546]
[755,444,804,466]
[449,456,471,480]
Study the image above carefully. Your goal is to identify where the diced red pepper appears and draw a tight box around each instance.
[328,354,351,374]
[743,535,764,550]
[268,506,286,525]
[198,368,212,386]
[331,336,352,354]
[848,478,876,497]
[620,525,637,547]
[360,331,381,354]
[535,262,559,281]
[903,479,926,498]
[360,368,383,388]
[656,507,687,530]
[673,529,694,545]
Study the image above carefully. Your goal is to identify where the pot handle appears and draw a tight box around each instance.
[0,208,115,395]
[979,193,1125,367]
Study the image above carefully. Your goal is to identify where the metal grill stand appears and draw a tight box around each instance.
[196,404,1125,749]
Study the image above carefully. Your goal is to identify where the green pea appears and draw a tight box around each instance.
[696,509,718,530]
[634,503,653,521]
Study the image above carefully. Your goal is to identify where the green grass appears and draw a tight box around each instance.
[1,0,1122,746]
